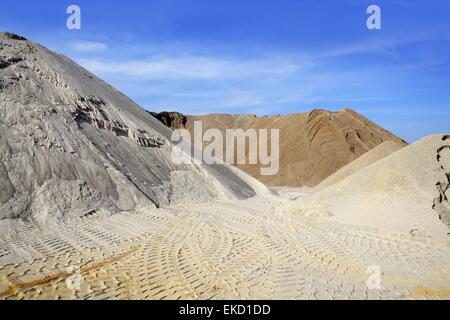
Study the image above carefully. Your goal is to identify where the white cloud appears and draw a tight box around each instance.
[318,31,449,59]
[78,55,301,80]
[72,41,108,52]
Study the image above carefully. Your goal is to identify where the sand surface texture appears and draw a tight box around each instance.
[1,189,449,300]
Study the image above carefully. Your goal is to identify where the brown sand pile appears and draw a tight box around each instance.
[153,110,407,187]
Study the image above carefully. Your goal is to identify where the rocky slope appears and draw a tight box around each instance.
[0,32,269,221]
[152,110,408,187]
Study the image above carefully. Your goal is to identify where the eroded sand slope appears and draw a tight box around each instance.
[0,32,269,221]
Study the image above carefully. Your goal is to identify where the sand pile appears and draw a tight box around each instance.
[292,134,450,245]
[316,141,406,191]
[0,32,269,221]
[152,110,407,187]
[1,32,449,301]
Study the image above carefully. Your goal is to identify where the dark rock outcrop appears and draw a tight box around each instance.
[149,111,187,130]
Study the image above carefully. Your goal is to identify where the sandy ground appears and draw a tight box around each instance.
[1,188,449,300]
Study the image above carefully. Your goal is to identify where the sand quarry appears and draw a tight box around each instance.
[0,32,450,300]
[1,134,450,300]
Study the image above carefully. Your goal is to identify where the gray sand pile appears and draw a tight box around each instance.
[0,32,269,222]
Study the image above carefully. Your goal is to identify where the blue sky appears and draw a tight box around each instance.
[1,0,450,142]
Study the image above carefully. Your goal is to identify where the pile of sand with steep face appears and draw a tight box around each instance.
[0,32,269,221]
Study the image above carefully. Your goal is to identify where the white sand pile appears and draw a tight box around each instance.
[316,141,406,191]
[291,134,450,245]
